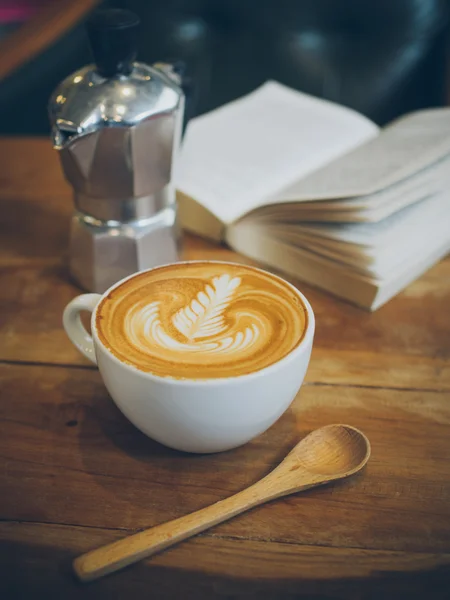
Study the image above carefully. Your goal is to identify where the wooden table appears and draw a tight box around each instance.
[1,138,450,599]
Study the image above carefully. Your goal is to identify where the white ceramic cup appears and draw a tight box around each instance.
[63,261,315,453]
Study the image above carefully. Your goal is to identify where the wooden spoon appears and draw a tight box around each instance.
[74,424,371,582]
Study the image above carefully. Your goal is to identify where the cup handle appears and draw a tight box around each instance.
[63,294,102,365]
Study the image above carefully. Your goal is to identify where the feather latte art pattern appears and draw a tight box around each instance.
[126,275,261,356]
[96,263,308,379]
[172,275,241,341]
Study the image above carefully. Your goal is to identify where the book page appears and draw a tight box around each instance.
[276,109,450,204]
[334,191,450,248]
[306,153,450,212]
[176,81,378,224]
[246,153,450,223]
[246,190,450,278]
[268,199,450,275]
[266,191,450,248]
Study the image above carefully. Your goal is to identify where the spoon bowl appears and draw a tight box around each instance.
[286,424,370,478]
[74,424,371,582]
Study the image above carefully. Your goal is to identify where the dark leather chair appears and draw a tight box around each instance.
[0,0,449,135]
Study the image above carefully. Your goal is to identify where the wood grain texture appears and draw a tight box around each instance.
[0,137,450,598]
[0,0,100,81]
[1,522,450,600]
[1,362,450,555]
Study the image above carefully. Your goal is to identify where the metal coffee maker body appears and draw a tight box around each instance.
[49,10,184,293]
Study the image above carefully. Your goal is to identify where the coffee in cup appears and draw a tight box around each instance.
[96,262,308,380]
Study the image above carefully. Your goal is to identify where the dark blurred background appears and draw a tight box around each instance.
[0,0,449,136]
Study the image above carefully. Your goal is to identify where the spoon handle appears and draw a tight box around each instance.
[74,479,280,582]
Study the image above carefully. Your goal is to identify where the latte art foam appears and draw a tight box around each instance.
[96,263,308,379]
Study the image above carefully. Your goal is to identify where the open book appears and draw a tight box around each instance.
[176,81,450,310]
